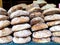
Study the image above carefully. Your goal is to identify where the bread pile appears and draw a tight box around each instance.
[8,4,32,44]
[0,0,60,44]
[43,8,60,43]
[29,5,51,43]
[0,8,12,43]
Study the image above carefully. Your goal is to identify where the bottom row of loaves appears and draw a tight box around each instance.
[0,28,60,44]
[0,35,60,44]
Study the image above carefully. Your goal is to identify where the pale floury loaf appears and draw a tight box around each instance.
[50,25,60,31]
[13,36,31,43]
[29,12,43,19]
[11,16,29,25]
[33,38,50,43]
[10,10,29,19]
[44,14,60,21]
[46,20,60,26]
[31,23,48,31]
[52,32,60,36]
[0,36,12,43]
[12,23,31,31]
[8,4,27,15]
[43,8,60,15]
[0,28,12,37]
[0,20,10,29]
[52,37,60,43]
[0,15,9,20]
[14,30,31,37]
[33,30,51,38]
[30,17,44,25]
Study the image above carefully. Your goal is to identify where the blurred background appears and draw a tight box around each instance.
[0,0,60,10]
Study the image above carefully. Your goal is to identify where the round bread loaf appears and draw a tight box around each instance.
[13,36,31,43]
[0,36,12,43]
[0,28,12,37]
[14,30,31,37]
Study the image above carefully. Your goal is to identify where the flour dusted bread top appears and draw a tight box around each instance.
[0,36,12,43]
[14,30,31,37]
[50,25,60,31]
[12,23,31,31]
[31,23,48,31]
[0,28,12,37]
[52,37,60,43]
[0,8,7,15]
[10,10,29,19]
[52,32,60,36]
[0,15,9,20]
[33,30,51,38]
[44,14,60,21]
[8,4,27,15]
[33,38,50,43]
[30,17,44,25]
[46,20,60,26]
[13,36,31,43]
[11,16,30,25]
[0,20,10,29]
[30,12,43,19]
[43,8,60,15]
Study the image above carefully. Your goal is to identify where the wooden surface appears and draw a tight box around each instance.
[0,0,2,7]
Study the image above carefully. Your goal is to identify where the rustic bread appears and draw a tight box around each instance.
[0,20,10,29]
[14,30,31,37]
[31,23,48,31]
[52,37,60,43]
[47,20,60,26]
[43,8,60,15]
[10,10,29,19]
[0,36,12,43]
[50,25,60,32]
[52,32,60,36]
[30,12,43,19]
[0,28,12,37]
[30,17,44,25]
[13,36,31,43]
[33,30,51,38]
[33,38,50,43]
[8,4,27,15]
[12,23,31,31]
[11,16,29,25]
[0,15,9,20]
[44,14,60,21]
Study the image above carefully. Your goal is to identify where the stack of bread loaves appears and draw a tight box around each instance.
[0,8,12,43]
[8,4,32,44]
[27,3,51,43]
[31,12,51,43]
[43,8,60,43]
